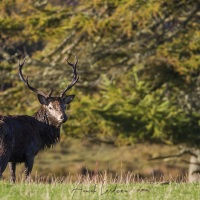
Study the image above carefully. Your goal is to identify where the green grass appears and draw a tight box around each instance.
[0,181,199,200]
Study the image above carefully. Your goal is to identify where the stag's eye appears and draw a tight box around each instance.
[49,107,53,110]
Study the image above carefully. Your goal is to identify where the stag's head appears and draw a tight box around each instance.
[18,57,79,126]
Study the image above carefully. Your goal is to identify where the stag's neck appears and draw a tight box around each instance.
[33,106,61,129]
[32,106,61,149]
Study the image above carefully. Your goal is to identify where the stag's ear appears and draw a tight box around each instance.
[63,95,75,104]
[37,94,48,105]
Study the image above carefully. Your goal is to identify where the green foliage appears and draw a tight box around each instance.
[90,70,200,146]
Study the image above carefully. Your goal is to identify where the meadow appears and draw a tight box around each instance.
[0,140,198,200]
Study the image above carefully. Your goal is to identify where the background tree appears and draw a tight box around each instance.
[0,0,200,181]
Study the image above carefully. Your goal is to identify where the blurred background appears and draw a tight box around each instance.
[0,0,200,182]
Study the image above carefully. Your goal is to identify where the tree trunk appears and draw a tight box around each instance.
[188,149,200,182]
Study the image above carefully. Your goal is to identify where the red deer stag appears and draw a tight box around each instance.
[0,57,79,182]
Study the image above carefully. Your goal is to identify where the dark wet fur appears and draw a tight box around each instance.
[0,105,61,182]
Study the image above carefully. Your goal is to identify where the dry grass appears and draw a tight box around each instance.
[2,139,189,182]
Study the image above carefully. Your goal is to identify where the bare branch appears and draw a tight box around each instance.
[45,31,75,58]
[148,150,198,161]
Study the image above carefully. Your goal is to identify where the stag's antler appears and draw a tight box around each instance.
[60,56,79,98]
[18,58,53,98]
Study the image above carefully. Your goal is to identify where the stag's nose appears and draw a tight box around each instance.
[58,115,68,123]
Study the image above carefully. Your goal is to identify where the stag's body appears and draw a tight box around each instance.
[0,58,79,182]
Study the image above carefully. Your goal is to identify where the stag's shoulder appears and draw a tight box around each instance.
[0,115,38,126]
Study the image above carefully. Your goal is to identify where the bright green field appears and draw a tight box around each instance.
[0,182,199,200]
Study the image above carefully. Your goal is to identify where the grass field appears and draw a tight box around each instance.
[1,140,196,199]
[0,180,199,200]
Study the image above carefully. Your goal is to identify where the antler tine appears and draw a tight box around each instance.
[48,89,53,97]
[60,56,79,98]
[18,58,27,83]
[18,58,51,98]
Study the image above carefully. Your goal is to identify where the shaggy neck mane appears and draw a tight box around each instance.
[33,106,60,149]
